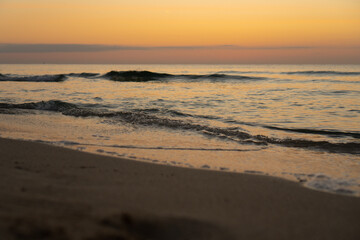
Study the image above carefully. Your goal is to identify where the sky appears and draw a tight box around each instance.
[0,0,359,64]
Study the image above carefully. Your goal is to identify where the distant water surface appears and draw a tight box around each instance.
[0,64,359,196]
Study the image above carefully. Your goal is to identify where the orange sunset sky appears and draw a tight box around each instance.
[0,0,359,64]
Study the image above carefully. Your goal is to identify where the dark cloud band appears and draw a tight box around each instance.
[0,44,322,53]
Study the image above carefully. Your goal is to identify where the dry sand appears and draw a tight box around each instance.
[0,137,359,240]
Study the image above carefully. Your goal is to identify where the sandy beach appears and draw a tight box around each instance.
[0,137,359,240]
[2,0,360,238]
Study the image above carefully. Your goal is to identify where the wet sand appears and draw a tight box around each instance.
[0,137,359,240]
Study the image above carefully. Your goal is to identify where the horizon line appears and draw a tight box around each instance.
[1,43,359,53]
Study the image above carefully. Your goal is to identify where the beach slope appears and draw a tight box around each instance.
[0,138,359,240]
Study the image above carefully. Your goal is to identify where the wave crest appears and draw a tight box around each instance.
[1,100,359,154]
[0,74,67,82]
[1,70,267,83]
[101,70,266,81]
[67,72,99,78]
[184,73,266,80]
[265,126,360,139]
[282,71,360,76]
[0,100,76,111]
[103,70,172,82]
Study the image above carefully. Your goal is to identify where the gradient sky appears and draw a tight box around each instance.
[0,0,359,63]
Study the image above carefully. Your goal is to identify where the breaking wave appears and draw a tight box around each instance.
[264,126,360,139]
[0,100,76,111]
[101,70,266,82]
[0,74,67,82]
[216,71,272,74]
[282,71,360,76]
[102,70,172,82]
[0,71,266,82]
[183,73,266,80]
[1,100,359,154]
[67,72,99,78]
[213,70,360,76]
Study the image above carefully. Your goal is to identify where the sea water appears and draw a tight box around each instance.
[0,64,359,195]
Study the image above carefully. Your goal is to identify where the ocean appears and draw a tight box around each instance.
[0,64,359,196]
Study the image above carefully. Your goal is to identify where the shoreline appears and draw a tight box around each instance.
[0,137,359,239]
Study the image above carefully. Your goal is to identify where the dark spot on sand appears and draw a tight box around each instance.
[98,213,233,240]
[244,170,263,174]
[85,233,127,240]
[220,167,229,171]
[15,165,31,171]
[80,166,96,169]
[9,218,69,240]
[121,213,133,227]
